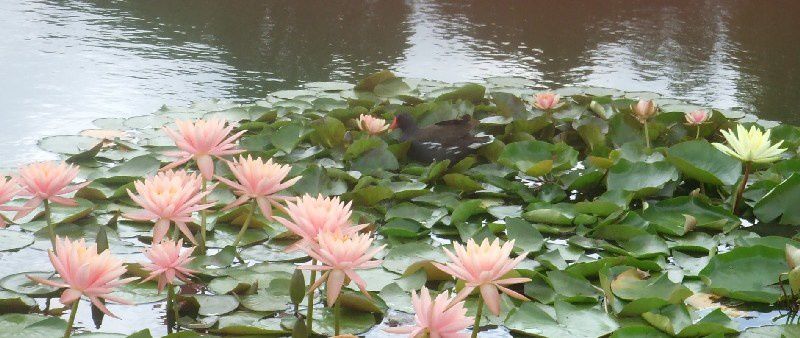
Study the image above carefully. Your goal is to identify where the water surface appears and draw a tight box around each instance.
[3,0,800,166]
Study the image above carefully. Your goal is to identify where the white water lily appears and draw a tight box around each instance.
[712,124,786,163]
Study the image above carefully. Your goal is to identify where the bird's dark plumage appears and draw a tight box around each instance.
[392,113,492,163]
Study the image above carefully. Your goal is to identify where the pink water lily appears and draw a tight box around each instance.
[433,238,531,316]
[532,92,563,110]
[215,155,300,219]
[273,194,366,252]
[356,114,391,135]
[385,286,473,338]
[0,177,21,227]
[162,118,245,180]
[28,237,135,318]
[123,170,214,244]
[141,239,197,293]
[299,231,385,306]
[685,109,711,125]
[14,161,90,220]
[632,99,657,123]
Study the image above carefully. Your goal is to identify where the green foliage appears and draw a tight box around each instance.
[8,72,798,335]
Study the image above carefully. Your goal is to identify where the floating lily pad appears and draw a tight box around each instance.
[699,245,787,303]
[0,230,34,252]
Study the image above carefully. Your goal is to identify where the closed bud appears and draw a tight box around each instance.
[290,269,306,307]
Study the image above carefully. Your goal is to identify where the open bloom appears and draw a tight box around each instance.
[0,177,21,227]
[215,155,299,219]
[712,124,786,163]
[162,118,245,180]
[433,238,531,316]
[532,92,563,110]
[385,287,473,338]
[28,237,135,317]
[273,194,366,252]
[299,231,384,306]
[685,109,711,125]
[14,161,90,220]
[632,99,657,123]
[123,170,214,244]
[357,114,391,135]
[141,239,197,293]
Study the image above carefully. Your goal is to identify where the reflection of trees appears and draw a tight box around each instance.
[436,1,725,90]
[85,0,412,97]
[725,1,800,121]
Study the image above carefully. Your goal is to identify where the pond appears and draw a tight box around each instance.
[2,0,800,167]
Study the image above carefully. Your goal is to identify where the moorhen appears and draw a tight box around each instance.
[391,113,492,163]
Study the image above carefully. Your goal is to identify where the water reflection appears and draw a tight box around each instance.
[1,0,799,161]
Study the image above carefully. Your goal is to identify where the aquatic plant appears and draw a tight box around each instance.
[28,237,134,337]
[385,286,473,338]
[1,72,800,337]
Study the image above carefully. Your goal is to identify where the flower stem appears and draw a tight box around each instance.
[334,297,342,336]
[166,285,175,332]
[732,162,752,214]
[471,297,484,338]
[695,125,701,140]
[63,301,79,338]
[199,179,208,253]
[44,199,57,254]
[643,120,651,149]
[232,200,256,247]
[305,260,317,333]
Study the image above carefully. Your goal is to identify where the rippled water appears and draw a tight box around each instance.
[2,0,800,166]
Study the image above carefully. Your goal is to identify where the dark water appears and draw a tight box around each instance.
[2,0,800,166]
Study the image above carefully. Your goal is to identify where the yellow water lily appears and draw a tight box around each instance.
[712,124,786,164]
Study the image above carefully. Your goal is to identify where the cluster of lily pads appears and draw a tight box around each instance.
[2,70,800,337]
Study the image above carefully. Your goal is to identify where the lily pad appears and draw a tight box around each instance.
[698,245,787,303]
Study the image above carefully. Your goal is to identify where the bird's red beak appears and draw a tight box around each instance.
[389,116,398,130]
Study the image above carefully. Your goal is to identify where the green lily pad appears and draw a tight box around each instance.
[698,245,787,303]
[505,300,619,338]
[0,272,60,297]
[0,314,66,338]
[666,140,741,186]
[0,230,34,252]
[754,173,800,225]
[311,307,376,336]
[606,159,679,197]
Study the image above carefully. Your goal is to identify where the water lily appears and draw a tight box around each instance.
[162,118,245,180]
[123,170,214,245]
[141,239,197,293]
[712,124,786,164]
[357,114,391,135]
[685,109,712,139]
[14,161,89,219]
[685,109,711,125]
[14,161,91,252]
[216,155,299,219]
[631,99,658,148]
[142,239,196,328]
[433,238,530,319]
[216,155,300,246]
[785,244,800,297]
[0,177,21,227]
[384,286,473,338]
[632,99,657,123]
[300,231,384,306]
[299,231,384,336]
[532,92,563,110]
[28,237,134,337]
[713,125,787,213]
[273,194,366,252]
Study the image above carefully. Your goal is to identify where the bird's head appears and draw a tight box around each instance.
[390,113,416,132]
